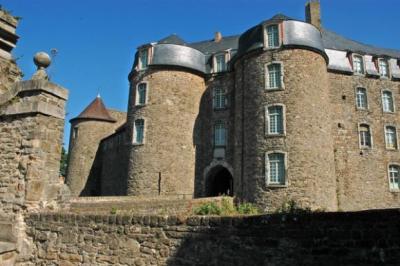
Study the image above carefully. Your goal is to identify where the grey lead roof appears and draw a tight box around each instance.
[155,13,400,59]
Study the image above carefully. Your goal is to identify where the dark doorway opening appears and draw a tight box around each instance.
[206,167,233,197]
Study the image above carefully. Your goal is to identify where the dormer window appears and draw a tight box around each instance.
[378,59,389,78]
[352,55,365,75]
[266,25,280,48]
[213,52,230,73]
[138,48,149,70]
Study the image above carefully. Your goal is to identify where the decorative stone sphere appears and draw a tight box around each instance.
[33,52,51,69]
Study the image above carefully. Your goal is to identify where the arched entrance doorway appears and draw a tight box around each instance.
[206,166,233,197]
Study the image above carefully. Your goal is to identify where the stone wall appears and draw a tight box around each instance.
[329,72,400,211]
[99,127,129,195]
[23,209,400,265]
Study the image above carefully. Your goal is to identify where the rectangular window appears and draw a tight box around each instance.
[213,88,226,109]
[266,25,280,48]
[72,127,79,139]
[139,49,148,70]
[267,153,285,185]
[389,165,400,190]
[356,88,367,109]
[137,83,147,105]
[134,119,145,144]
[353,55,364,74]
[379,59,389,77]
[214,121,226,147]
[268,106,284,135]
[359,124,372,148]
[267,63,282,89]
[215,54,227,72]
[382,91,394,112]
[385,126,397,149]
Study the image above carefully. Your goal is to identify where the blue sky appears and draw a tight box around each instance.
[3,0,400,148]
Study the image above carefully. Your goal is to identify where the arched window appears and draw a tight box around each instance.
[266,152,286,186]
[352,55,364,74]
[266,25,280,48]
[382,90,394,113]
[388,165,400,191]
[355,87,368,109]
[134,119,145,144]
[359,124,372,148]
[385,126,397,149]
[266,63,283,90]
[378,59,389,78]
[266,105,285,135]
[136,83,147,105]
[214,121,226,147]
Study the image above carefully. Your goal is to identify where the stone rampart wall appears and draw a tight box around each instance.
[23,209,400,265]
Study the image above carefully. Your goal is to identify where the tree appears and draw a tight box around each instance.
[60,147,68,177]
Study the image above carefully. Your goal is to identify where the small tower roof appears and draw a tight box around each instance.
[158,34,186,45]
[70,96,116,123]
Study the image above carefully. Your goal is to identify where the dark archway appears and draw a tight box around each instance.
[206,166,233,197]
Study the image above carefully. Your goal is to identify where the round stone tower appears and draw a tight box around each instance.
[66,96,117,196]
[126,42,206,197]
[233,19,337,211]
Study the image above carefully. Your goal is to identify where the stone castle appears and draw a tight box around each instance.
[65,1,400,212]
[1,2,400,265]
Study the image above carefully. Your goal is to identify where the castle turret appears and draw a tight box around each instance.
[233,16,337,211]
[66,95,118,196]
[126,38,206,197]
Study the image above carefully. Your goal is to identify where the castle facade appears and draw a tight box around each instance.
[66,1,400,211]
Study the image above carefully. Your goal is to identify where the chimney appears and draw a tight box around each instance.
[305,0,321,30]
[214,32,222,43]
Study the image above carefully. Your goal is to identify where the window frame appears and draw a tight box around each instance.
[137,47,152,70]
[265,151,288,187]
[352,54,365,75]
[213,51,230,73]
[72,126,79,139]
[355,87,368,110]
[264,24,281,49]
[378,58,390,78]
[384,125,398,150]
[133,118,145,145]
[213,87,227,110]
[213,120,227,147]
[381,89,395,113]
[265,104,286,136]
[135,82,149,106]
[388,163,400,192]
[358,123,373,149]
[265,62,284,91]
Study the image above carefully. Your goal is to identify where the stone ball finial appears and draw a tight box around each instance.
[33,52,51,69]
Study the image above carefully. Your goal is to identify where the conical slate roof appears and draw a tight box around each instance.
[158,34,186,45]
[70,96,116,123]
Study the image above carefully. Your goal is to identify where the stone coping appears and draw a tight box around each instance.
[26,208,400,227]
[0,79,68,107]
[70,195,210,203]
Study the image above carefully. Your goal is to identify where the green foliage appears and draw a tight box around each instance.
[194,198,260,216]
[237,202,260,215]
[194,202,221,215]
[110,207,117,215]
[59,147,68,177]
[275,199,311,214]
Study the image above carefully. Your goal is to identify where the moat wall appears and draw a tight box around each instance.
[23,209,400,265]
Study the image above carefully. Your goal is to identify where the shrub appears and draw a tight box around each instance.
[237,202,260,215]
[194,202,221,215]
[275,199,311,214]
